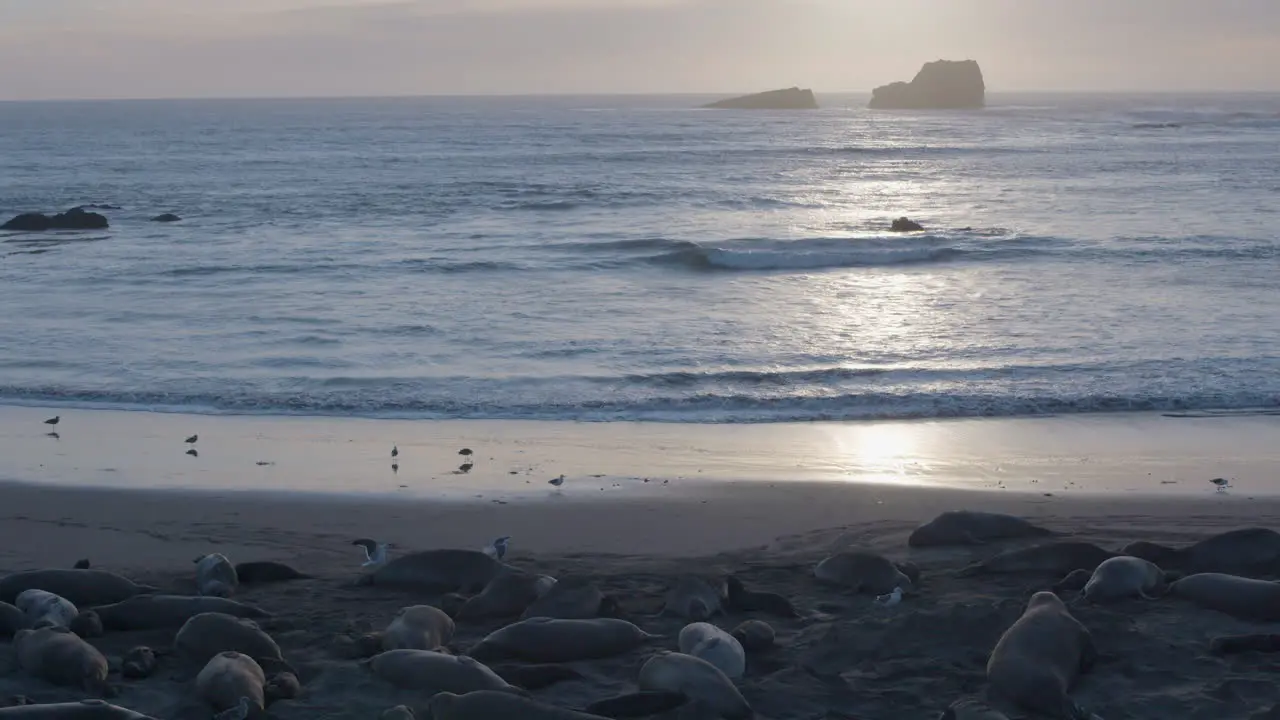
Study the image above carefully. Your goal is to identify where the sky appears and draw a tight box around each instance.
[1,0,1279,100]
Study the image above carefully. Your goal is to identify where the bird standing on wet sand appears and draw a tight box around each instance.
[185,434,198,445]
[44,416,60,429]
[549,474,565,488]
[458,448,473,461]
[353,538,390,567]
[484,536,511,560]
[391,445,399,459]
[1212,477,1231,492]
[186,449,198,457]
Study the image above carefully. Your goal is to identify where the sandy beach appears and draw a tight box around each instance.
[1,407,1280,718]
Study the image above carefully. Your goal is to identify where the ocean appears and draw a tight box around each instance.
[0,92,1277,423]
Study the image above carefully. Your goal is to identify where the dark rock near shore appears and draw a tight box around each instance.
[151,213,182,223]
[705,87,819,110]
[869,60,985,110]
[2,207,109,231]
[891,217,924,232]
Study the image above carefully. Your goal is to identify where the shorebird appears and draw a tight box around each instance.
[185,434,198,445]
[549,474,565,488]
[484,536,511,560]
[391,445,399,459]
[352,538,390,567]
[1211,477,1231,492]
[44,416,59,429]
[458,448,474,461]
[391,463,399,474]
[186,448,198,457]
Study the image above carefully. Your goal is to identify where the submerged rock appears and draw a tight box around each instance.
[2,207,109,231]
[869,60,985,110]
[704,87,818,110]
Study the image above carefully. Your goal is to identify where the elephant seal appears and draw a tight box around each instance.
[468,617,656,663]
[814,551,914,594]
[521,577,607,620]
[1125,528,1280,576]
[0,601,28,638]
[940,698,1010,719]
[92,595,269,631]
[0,569,155,606]
[14,627,113,696]
[121,647,158,679]
[366,650,513,694]
[959,542,1115,577]
[584,692,688,719]
[195,554,239,598]
[489,663,583,691]
[0,701,158,719]
[15,590,77,629]
[69,610,103,639]
[909,511,1053,547]
[175,613,291,675]
[234,561,311,585]
[1082,556,1168,602]
[382,605,455,651]
[638,651,752,719]
[724,575,797,618]
[1052,569,1093,595]
[264,672,301,703]
[987,591,1096,720]
[361,549,502,593]
[1209,634,1280,655]
[678,622,745,679]
[1169,573,1280,621]
[458,568,557,620]
[1118,540,1182,569]
[430,691,610,720]
[730,620,775,652]
[662,577,725,620]
[196,652,266,717]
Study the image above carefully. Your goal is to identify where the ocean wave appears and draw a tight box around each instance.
[649,236,987,272]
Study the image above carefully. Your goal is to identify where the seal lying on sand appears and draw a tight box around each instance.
[814,551,915,594]
[468,617,656,663]
[678,622,745,679]
[0,569,155,606]
[0,701,158,719]
[122,647,158,679]
[366,650,514,694]
[175,613,291,675]
[458,568,556,620]
[489,663,582,691]
[639,651,752,720]
[195,554,239,598]
[0,601,28,638]
[724,575,797,618]
[909,511,1054,547]
[14,627,113,696]
[959,542,1114,577]
[196,652,266,718]
[987,591,1097,720]
[15,590,77,629]
[381,605,455,651]
[92,595,269,631]
[430,691,610,720]
[1082,556,1169,602]
[585,692,688,719]
[360,549,502,593]
[521,577,608,620]
[662,577,725,620]
[234,561,311,585]
[1123,528,1280,576]
[1168,573,1280,622]
[731,620,775,652]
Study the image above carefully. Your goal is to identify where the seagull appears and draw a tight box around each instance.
[185,434,198,444]
[484,536,511,560]
[44,416,59,429]
[186,448,198,457]
[352,538,390,567]
[549,474,565,488]
[876,587,904,607]
[458,448,473,461]
[1211,477,1231,492]
[391,445,399,459]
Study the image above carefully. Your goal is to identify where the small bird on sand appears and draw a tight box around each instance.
[391,445,399,459]
[186,448,198,457]
[44,416,59,429]
[549,474,565,488]
[352,538,390,567]
[459,461,474,474]
[391,463,399,474]
[185,434,198,444]
[458,448,473,460]
[483,536,511,560]
[1211,477,1231,492]
[876,587,904,607]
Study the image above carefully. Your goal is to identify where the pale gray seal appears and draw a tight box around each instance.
[14,627,113,696]
[724,575,797,618]
[458,568,556,620]
[1168,573,1280,621]
[234,561,311,585]
[1123,528,1280,576]
[814,551,914,594]
[940,698,1011,719]
[468,617,656,663]
[195,553,239,598]
[0,701,158,719]
[987,591,1096,719]
[0,569,155,606]
[175,613,291,675]
[121,647,158,679]
[677,622,745,679]
[1082,556,1168,602]
[959,542,1115,577]
[196,651,266,717]
[430,691,610,720]
[521,577,607,620]
[366,649,513,694]
[92,595,269,631]
[730,619,775,653]
[638,651,752,719]
[0,601,28,638]
[361,549,502,593]
[909,511,1053,547]
[15,590,77,629]
[662,576,725,620]
[381,605,455,651]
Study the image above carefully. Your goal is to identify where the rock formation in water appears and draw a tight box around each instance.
[704,88,819,110]
[1,207,109,231]
[890,217,925,232]
[151,213,182,223]
[868,60,984,110]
